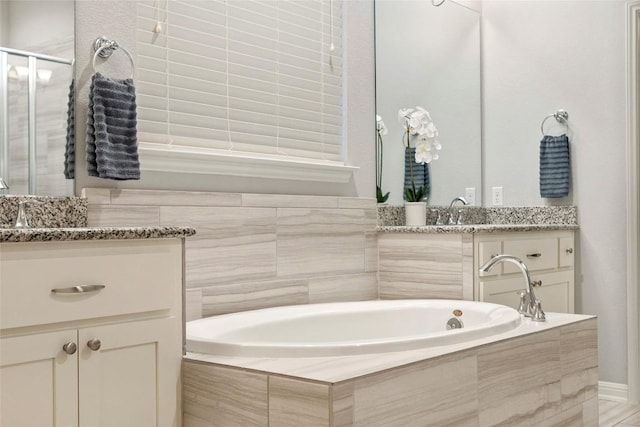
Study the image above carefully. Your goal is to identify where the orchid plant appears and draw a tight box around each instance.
[376,115,390,203]
[398,106,441,202]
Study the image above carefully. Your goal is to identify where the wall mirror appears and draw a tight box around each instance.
[375,0,482,206]
[0,0,75,196]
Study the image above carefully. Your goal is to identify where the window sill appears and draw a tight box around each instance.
[138,143,358,183]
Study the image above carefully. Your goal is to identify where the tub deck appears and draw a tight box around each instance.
[184,312,594,383]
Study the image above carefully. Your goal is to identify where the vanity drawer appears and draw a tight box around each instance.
[0,239,182,330]
[502,237,558,273]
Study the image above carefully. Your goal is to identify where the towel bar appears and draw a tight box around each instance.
[541,109,569,136]
[92,36,135,79]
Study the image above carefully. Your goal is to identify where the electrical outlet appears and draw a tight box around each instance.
[465,187,476,206]
[492,187,503,206]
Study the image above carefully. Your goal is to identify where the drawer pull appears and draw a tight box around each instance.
[51,284,106,295]
[62,342,77,355]
[87,338,102,351]
[566,248,574,254]
[531,280,542,288]
[526,253,542,258]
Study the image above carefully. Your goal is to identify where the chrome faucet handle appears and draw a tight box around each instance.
[447,211,456,225]
[433,209,445,226]
[456,209,464,225]
[14,199,42,229]
[515,291,528,315]
[531,300,546,322]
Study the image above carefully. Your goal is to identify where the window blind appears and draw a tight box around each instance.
[136,0,343,165]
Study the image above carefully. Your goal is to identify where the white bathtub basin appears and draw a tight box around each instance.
[186,299,522,357]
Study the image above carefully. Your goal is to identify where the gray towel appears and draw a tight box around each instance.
[86,72,140,180]
[64,79,75,179]
[539,134,570,198]
[403,147,431,200]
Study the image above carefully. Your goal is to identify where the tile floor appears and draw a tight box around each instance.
[600,399,640,426]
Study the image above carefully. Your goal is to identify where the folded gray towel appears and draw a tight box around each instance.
[86,73,140,180]
[540,134,570,198]
[403,147,430,200]
[64,79,75,179]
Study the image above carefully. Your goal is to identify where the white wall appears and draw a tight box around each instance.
[482,0,629,384]
[74,0,375,199]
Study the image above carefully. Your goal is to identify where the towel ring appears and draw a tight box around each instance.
[541,109,569,136]
[92,36,135,79]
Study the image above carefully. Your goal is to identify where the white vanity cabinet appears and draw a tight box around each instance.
[474,230,575,313]
[0,238,184,427]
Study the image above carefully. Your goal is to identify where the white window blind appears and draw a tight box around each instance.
[136,0,343,166]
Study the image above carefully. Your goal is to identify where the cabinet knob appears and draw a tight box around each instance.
[566,247,574,254]
[62,342,77,355]
[87,338,102,351]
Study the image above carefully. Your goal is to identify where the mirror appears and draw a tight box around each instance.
[0,0,74,196]
[375,0,482,206]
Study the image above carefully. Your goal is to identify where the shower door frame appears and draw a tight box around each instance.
[626,0,640,404]
[0,46,73,194]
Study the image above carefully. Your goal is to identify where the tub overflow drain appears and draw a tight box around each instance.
[446,317,464,330]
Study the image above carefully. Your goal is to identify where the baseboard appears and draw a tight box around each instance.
[599,381,629,402]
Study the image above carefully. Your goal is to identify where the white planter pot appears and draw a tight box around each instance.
[404,202,427,226]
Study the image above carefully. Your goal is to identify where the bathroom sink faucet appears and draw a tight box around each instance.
[447,196,469,225]
[479,254,546,321]
[14,199,41,228]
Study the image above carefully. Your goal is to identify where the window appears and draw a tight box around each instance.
[135,0,353,182]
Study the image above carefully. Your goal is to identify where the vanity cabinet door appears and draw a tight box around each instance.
[0,330,78,426]
[531,270,575,313]
[479,270,574,314]
[78,317,176,427]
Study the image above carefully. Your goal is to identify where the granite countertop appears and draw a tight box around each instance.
[377,223,579,234]
[0,226,196,243]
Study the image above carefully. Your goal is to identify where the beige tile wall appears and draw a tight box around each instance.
[182,318,598,426]
[378,233,473,300]
[84,188,378,319]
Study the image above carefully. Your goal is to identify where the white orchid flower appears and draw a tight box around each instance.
[414,141,433,164]
[376,115,388,135]
[425,122,438,138]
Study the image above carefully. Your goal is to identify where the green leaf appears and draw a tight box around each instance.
[376,186,390,203]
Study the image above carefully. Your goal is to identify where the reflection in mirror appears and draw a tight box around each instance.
[0,0,74,196]
[375,0,481,206]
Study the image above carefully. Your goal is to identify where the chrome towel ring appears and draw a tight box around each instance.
[92,36,135,79]
[541,109,569,136]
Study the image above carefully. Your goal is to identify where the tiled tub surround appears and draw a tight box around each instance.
[377,204,578,228]
[0,195,88,228]
[83,188,379,321]
[183,314,598,426]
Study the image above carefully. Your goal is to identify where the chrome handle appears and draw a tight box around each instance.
[87,338,102,351]
[62,342,77,355]
[51,284,105,295]
[526,253,542,258]
[531,280,542,288]
[566,248,574,254]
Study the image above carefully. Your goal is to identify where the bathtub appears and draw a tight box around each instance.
[186,299,521,357]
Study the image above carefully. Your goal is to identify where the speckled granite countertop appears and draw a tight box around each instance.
[377,224,579,234]
[0,226,196,243]
[377,205,578,233]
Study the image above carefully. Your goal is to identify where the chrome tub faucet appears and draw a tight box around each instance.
[479,254,546,321]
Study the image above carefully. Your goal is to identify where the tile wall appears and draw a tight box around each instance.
[83,188,378,320]
[183,318,598,426]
